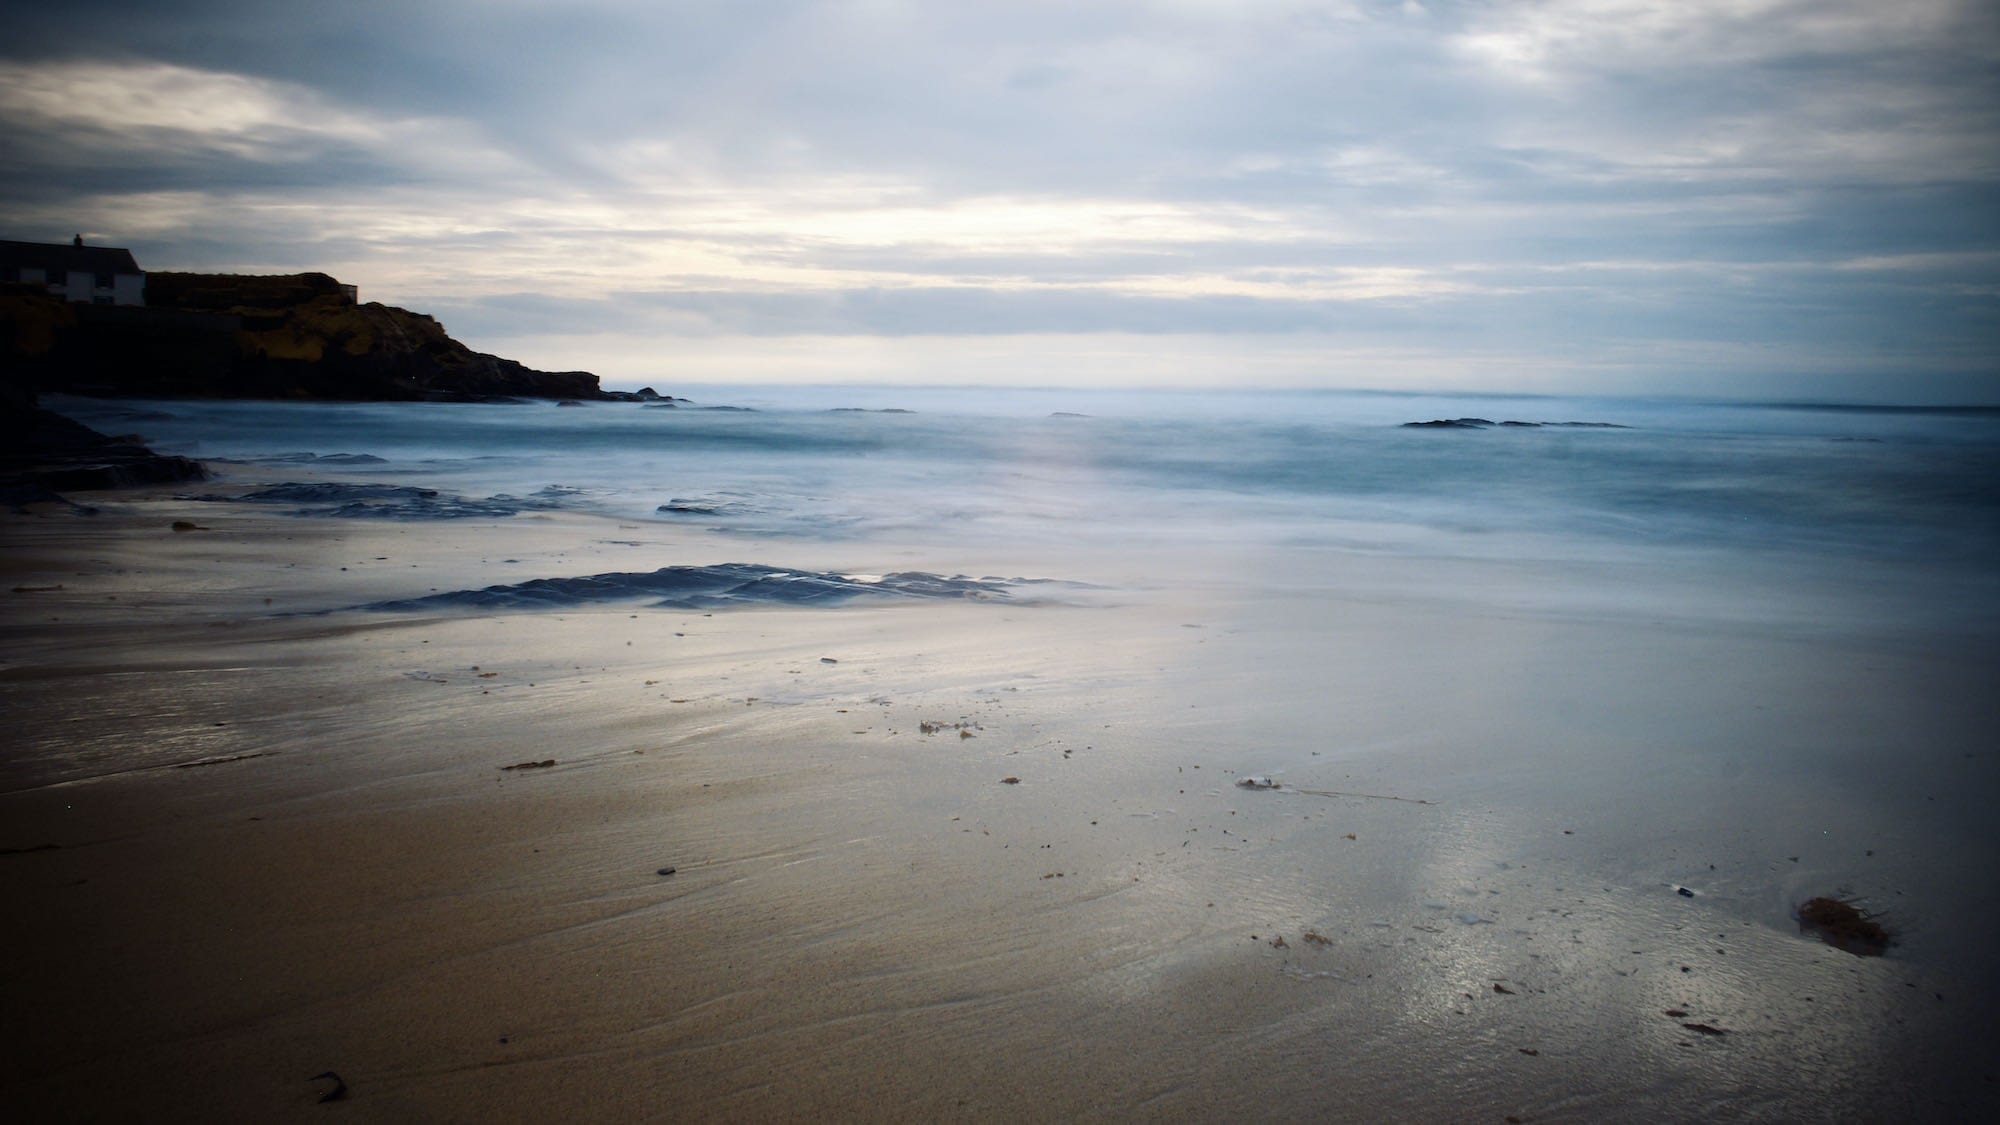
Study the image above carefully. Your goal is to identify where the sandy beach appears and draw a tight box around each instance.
[4,480,1997,1121]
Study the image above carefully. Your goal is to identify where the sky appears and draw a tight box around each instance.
[2,0,1997,401]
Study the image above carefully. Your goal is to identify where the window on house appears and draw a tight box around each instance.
[95,271,114,288]
[93,295,114,305]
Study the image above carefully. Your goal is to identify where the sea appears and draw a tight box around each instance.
[50,385,2000,575]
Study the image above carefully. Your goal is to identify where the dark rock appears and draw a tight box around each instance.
[194,480,584,521]
[1403,417,1631,430]
[0,379,208,496]
[341,563,1023,614]
[603,387,683,403]
[243,482,439,503]
[3,276,621,403]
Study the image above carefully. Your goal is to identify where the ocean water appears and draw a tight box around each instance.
[53,387,2000,574]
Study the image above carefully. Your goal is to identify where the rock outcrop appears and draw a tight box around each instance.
[0,379,207,504]
[3,273,606,402]
[1401,418,1630,429]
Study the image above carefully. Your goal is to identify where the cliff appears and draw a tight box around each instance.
[2,273,606,403]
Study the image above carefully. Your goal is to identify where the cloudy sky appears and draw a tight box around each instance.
[3,1,1996,399]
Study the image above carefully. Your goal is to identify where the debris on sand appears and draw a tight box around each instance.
[1798,896,1891,956]
[1681,1022,1729,1036]
[1236,776,1280,790]
[171,520,209,532]
[921,719,980,735]
[501,759,556,771]
[310,1071,347,1103]
[1000,776,1021,784]
[172,752,271,769]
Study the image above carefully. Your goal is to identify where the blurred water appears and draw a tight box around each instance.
[51,387,2000,564]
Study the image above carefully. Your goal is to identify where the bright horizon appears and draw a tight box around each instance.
[3,2,1996,403]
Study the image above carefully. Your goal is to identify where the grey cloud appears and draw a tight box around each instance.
[426,266,1993,360]
[0,1,1995,393]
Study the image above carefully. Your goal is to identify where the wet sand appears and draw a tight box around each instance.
[3,492,1997,1121]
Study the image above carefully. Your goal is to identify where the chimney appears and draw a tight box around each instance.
[73,234,83,247]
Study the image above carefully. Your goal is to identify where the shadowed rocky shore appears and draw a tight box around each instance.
[0,381,206,506]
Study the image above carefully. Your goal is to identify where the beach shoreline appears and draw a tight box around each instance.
[3,486,1996,1120]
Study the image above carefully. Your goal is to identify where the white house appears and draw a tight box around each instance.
[0,235,145,306]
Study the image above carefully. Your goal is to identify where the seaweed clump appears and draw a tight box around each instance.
[1798,896,1891,956]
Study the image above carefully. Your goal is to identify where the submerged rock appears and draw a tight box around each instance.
[1402,418,1630,430]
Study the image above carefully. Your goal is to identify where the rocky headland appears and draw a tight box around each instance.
[1,270,674,500]
[1,272,655,403]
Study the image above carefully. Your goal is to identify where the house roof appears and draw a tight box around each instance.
[0,239,142,275]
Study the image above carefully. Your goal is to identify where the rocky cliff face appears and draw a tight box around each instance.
[3,273,605,402]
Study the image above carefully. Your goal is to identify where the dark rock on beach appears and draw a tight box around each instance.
[193,480,581,521]
[343,563,1024,614]
[1,379,207,502]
